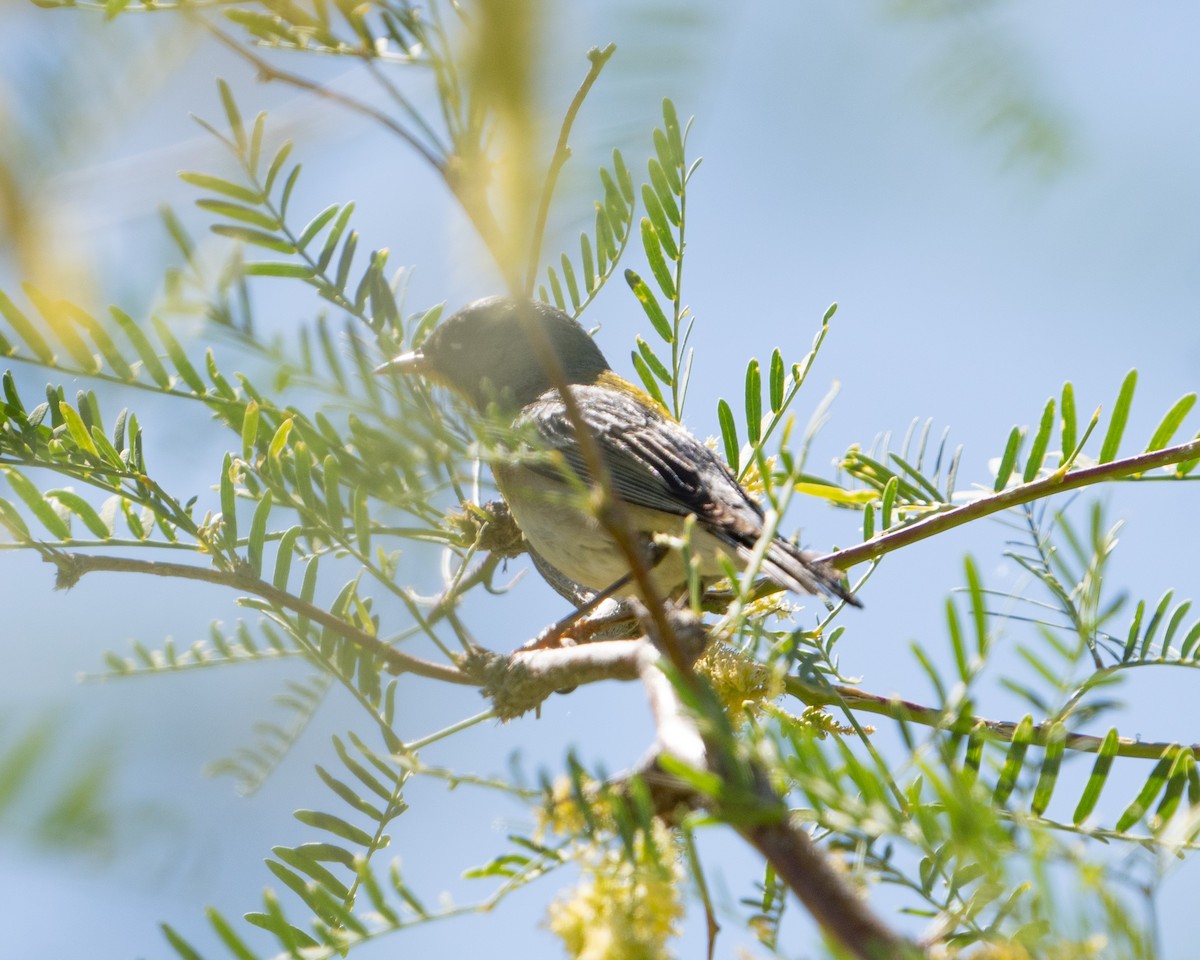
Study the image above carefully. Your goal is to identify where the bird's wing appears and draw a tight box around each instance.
[517,382,762,528]
[516,381,860,606]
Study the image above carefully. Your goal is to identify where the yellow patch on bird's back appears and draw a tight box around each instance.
[594,370,674,419]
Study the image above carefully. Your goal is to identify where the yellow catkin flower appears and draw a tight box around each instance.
[538,775,611,838]
[546,821,685,960]
[697,643,785,714]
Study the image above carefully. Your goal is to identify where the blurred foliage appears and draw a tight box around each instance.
[882,0,1075,179]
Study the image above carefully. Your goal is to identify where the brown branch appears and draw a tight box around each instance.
[825,436,1200,571]
[463,638,646,719]
[786,675,1198,760]
[628,631,924,960]
[740,818,924,959]
[47,551,473,686]
[522,43,617,294]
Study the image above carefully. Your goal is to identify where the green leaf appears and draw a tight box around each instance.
[880,476,898,530]
[1147,393,1196,452]
[1030,723,1066,816]
[58,402,99,459]
[631,352,667,409]
[640,187,679,261]
[545,266,565,311]
[279,164,302,219]
[268,417,294,462]
[3,468,71,539]
[560,253,581,311]
[640,219,676,299]
[717,399,739,474]
[599,167,628,226]
[293,808,374,847]
[240,401,260,460]
[317,202,355,273]
[634,337,672,385]
[248,112,265,175]
[993,715,1034,805]
[612,148,634,204]
[24,286,97,370]
[594,201,617,261]
[264,141,294,196]
[964,556,987,659]
[647,158,681,226]
[744,359,762,444]
[243,262,315,279]
[211,224,296,254]
[1073,728,1119,825]
[1115,751,1172,832]
[160,923,204,960]
[353,486,371,554]
[110,307,170,388]
[1022,397,1056,482]
[1138,590,1174,661]
[247,491,273,576]
[946,595,967,682]
[152,317,206,393]
[315,765,385,822]
[1099,368,1137,463]
[1180,620,1200,661]
[0,288,54,364]
[218,78,247,151]
[178,171,261,205]
[273,525,301,591]
[46,490,111,539]
[1153,751,1191,828]
[271,845,350,899]
[296,203,340,251]
[62,303,134,380]
[624,269,672,343]
[323,455,344,529]
[654,129,682,196]
[662,98,685,171]
[1059,381,1076,463]
[335,231,359,293]
[579,232,596,292]
[769,349,785,414]
[206,906,258,960]
[994,426,1022,491]
[220,453,238,549]
[195,198,278,230]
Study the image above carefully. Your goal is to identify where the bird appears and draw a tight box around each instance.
[375,296,859,610]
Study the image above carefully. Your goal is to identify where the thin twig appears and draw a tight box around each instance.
[199,19,446,174]
[47,551,473,685]
[522,43,616,294]
[785,674,1198,760]
[826,437,1200,571]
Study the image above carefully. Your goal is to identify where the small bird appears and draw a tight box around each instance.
[376,296,858,609]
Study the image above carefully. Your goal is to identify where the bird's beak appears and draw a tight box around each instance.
[373,350,426,376]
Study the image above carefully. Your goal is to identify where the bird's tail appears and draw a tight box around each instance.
[757,538,862,608]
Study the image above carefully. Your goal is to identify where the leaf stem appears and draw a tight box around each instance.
[827,437,1200,571]
[784,674,1198,760]
[46,551,474,685]
[523,43,616,294]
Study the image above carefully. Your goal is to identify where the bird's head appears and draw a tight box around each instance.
[375,296,612,412]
